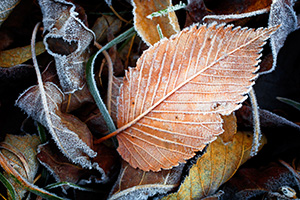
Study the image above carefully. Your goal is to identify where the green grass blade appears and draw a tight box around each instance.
[45,182,96,192]
[277,97,300,111]
[0,172,17,200]
[86,27,136,133]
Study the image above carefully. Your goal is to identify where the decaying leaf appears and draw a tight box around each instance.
[109,161,184,200]
[39,0,94,93]
[0,134,40,199]
[92,15,122,43]
[0,41,45,68]
[162,131,267,200]
[220,113,237,143]
[222,161,300,199]
[0,0,21,27]
[131,0,180,46]
[266,0,298,74]
[37,142,118,192]
[112,23,278,171]
[16,82,97,169]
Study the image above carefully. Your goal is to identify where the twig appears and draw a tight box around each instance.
[109,5,130,23]
[249,88,261,156]
[125,33,136,69]
[65,94,72,113]
[94,41,114,115]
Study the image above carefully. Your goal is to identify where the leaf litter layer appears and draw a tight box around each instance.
[104,23,279,171]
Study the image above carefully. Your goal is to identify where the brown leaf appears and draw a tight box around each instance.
[0,0,21,27]
[222,162,300,199]
[16,82,96,169]
[132,0,180,46]
[37,142,119,192]
[109,161,184,200]
[92,15,122,43]
[220,113,237,143]
[0,41,45,68]
[112,23,278,171]
[39,0,94,93]
[0,134,40,199]
[162,131,267,200]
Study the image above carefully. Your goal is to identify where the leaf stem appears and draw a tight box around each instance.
[86,27,136,134]
[249,88,261,156]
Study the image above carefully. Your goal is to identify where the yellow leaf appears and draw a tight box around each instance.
[162,131,267,200]
[0,41,45,68]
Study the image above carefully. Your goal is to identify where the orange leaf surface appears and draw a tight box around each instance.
[113,23,278,171]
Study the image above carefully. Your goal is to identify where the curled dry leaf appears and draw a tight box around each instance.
[0,41,45,68]
[131,0,180,46]
[0,0,21,27]
[109,161,184,200]
[16,82,97,169]
[0,134,40,199]
[265,0,298,74]
[111,23,278,171]
[39,0,94,93]
[162,131,267,200]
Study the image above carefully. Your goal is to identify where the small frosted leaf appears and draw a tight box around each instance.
[264,0,298,74]
[39,0,94,93]
[109,161,184,200]
[0,0,21,27]
[16,82,97,169]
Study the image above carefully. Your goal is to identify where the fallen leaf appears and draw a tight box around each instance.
[131,0,180,46]
[0,134,40,199]
[16,82,97,169]
[109,161,184,200]
[221,161,300,199]
[37,142,119,192]
[0,41,45,68]
[0,0,21,27]
[265,0,298,74]
[92,15,122,43]
[39,0,94,93]
[162,131,267,200]
[185,0,212,26]
[112,23,277,171]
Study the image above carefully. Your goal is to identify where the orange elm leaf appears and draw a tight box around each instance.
[112,23,278,172]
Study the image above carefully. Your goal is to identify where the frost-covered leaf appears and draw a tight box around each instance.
[112,23,278,171]
[0,134,40,199]
[16,82,97,169]
[0,0,21,27]
[39,0,94,93]
[0,41,45,68]
[265,0,298,74]
[162,131,267,200]
[109,161,184,200]
[131,0,180,46]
